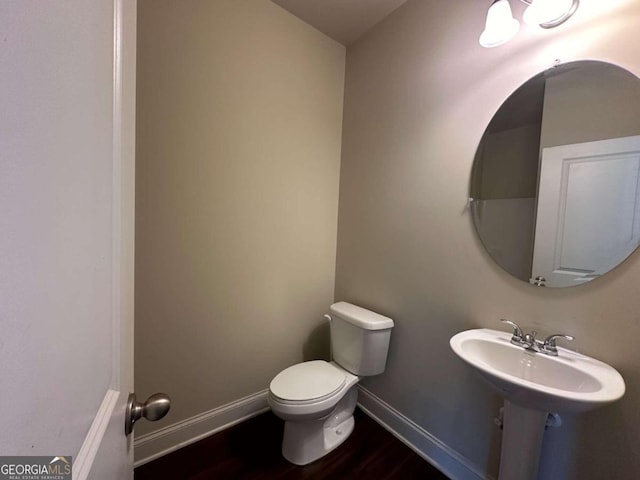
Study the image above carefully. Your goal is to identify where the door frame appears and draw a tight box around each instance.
[72,0,136,477]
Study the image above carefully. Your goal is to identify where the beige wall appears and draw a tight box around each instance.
[135,0,345,435]
[474,198,536,282]
[336,0,640,478]
[541,62,640,148]
[474,124,540,200]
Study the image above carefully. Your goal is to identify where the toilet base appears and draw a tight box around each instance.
[281,387,357,465]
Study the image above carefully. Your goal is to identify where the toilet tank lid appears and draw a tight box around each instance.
[329,302,394,330]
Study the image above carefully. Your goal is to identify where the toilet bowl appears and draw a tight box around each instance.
[268,302,394,465]
[268,360,360,465]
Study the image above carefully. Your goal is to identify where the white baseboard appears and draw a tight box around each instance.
[74,389,120,480]
[134,385,493,479]
[356,386,494,480]
[134,389,270,467]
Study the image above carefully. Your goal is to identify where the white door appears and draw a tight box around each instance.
[0,1,137,478]
[531,135,640,287]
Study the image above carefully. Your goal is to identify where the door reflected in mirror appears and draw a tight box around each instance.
[471,61,640,288]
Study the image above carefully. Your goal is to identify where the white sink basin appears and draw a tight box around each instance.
[450,328,625,413]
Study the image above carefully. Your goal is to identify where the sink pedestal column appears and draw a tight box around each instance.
[499,400,548,480]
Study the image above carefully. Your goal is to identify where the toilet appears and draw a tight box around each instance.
[268,301,394,465]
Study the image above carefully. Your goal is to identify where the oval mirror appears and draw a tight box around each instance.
[471,60,640,288]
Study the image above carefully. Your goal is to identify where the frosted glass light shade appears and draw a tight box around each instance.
[479,0,520,48]
[523,0,574,26]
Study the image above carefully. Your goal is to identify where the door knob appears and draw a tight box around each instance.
[125,392,171,435]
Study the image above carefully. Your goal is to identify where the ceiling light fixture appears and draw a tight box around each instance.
[480,0,580,48]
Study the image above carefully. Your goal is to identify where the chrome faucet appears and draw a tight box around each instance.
[540,334,575,356]
[500,319,574,356]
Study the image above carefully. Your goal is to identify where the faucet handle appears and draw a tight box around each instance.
[500,319,523,341]
[542,334,575,356]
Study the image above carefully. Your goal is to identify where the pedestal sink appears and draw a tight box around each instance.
[450,328,625,480]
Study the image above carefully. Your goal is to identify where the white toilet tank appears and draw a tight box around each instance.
[329,302,394,376]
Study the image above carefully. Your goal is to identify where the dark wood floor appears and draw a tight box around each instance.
[135,408,450,479]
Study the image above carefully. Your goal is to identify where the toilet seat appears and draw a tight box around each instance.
[270,360,346,404]
[268,360,360,423]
